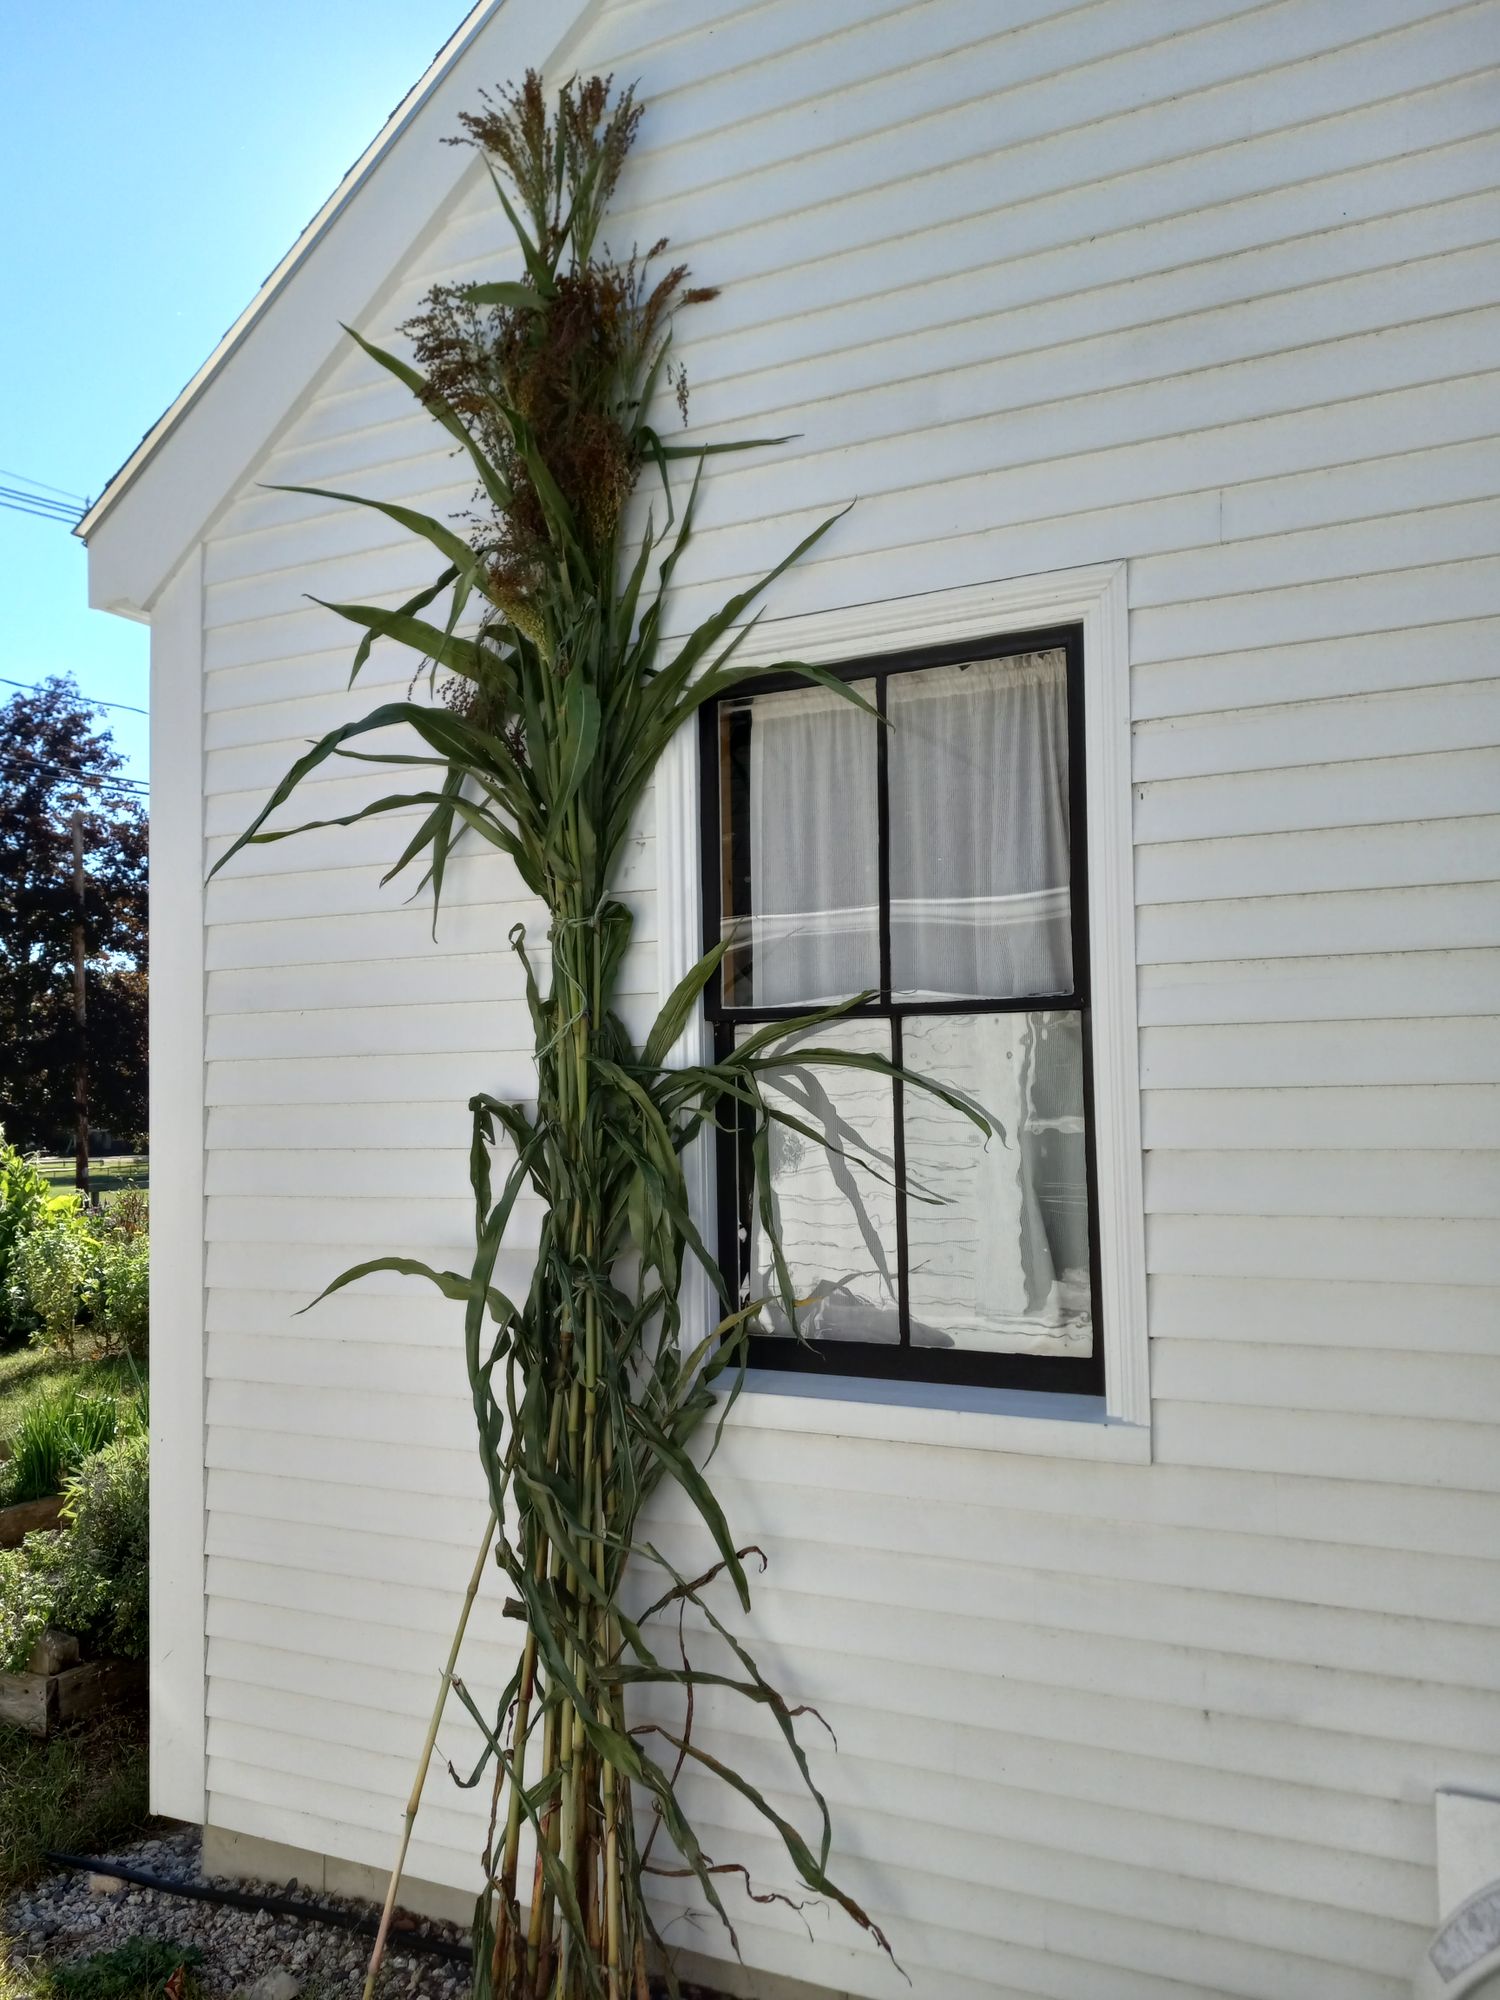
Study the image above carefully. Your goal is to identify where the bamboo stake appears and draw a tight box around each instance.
[361,1506,498,2000]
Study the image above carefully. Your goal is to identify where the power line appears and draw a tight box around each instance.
[0,467,90,506]
[0,492,85,526]
[0,469,89,526]
[0,750,148,800]
[0,676,147,717]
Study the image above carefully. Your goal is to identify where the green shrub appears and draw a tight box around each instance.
[0,1141,75,1349]
[0,1532,68,1672]
[1,1382,129,1505]
[4,1197,150,1361]
[0,1431,148,1671]
[57,1431,149,1659]
[91,1232,149,1361]
[9,1214,96,1355]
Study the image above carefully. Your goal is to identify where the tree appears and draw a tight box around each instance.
[0,677,148,1154]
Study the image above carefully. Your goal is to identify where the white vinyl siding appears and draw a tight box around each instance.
[182,2,1500,1994]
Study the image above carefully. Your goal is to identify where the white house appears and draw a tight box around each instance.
[82,3,1500,1995]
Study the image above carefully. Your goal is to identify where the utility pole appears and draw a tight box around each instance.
[70,805,90,1200]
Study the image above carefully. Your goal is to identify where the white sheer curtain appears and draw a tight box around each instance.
[737,653,1072,1005]
[888,651,1072,999]
[741,680,878,1005]
[731,647,1091,1355]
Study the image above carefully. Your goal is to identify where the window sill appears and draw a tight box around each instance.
[719,1368,1152,1462]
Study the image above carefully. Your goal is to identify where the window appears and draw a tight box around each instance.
[700,625,1104,1395]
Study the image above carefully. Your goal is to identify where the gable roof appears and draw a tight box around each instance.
[82,0,598,617]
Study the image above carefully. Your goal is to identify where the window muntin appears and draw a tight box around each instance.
[703,626,1102,1395]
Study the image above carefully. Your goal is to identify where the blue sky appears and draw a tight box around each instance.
[2,1,467,786]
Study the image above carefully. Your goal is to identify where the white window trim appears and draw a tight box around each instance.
[655,562,1148,1461]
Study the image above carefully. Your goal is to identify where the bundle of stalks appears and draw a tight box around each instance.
[214,74,983,2000]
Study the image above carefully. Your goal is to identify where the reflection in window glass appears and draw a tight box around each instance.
[740,1020,899,1342]
[717,682,878,1007]
[902,1012,1092,1355]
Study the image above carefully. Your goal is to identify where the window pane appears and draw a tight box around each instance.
[718,681,878,1006]
[902,1012,1092,1356]
[739,1019,899,1342]
[888,651,1073,1001]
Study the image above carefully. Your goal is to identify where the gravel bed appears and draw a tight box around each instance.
[1,1829,732,1998]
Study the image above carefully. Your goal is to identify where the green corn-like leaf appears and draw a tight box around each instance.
[309,598,485,679]
[266,485,488,587]
[217,74,908,2000]
[643,940,728,1068]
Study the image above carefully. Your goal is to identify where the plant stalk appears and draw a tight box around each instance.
[361,1505,497,2000]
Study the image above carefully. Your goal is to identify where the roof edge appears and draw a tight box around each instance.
[78,0,506,546]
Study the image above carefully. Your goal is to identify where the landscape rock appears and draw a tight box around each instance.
[1,1828,737,1997]
[238,1971,304,2000]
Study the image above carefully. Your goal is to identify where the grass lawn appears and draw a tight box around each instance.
[0,1714,160,2000]
[33,1161,149,1205]
[0,1714,152,1894]
[0,1349,142,1456]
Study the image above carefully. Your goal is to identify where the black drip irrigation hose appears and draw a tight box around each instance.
[40,1853,473,1966]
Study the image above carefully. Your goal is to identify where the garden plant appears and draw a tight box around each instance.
[215,75,985,2000]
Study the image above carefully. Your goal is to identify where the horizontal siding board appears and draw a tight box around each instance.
[207,1381,476,1454]
[1137,951,1500,1025]
[1143,1148,1500,1220]
[1146,1213,1500,1287]
[205,1240,528,1297]
[204,990,658,1062]
[1133,672,1500,782]
[1136,883,1500,962]
[201,892,655,971]
[1139,1016,1500,1085]
[203,1282,536,1349]
[204,829,654,926]
[205,955,554,1017]
[1147,1272,1500,1354]
[1152,1400,1500,1494]
[1134,816,1500,902]
[205,1331,474,1397]
[206,1751,478,1867]
[205,1101,479,1151]
[1133,606,1500,720]
[1130,492,1500,608]
[205,1053,535,1107]
[206,1423,480,1502]
[1142,1082,1500,1149]
[698,1427,1500,1564]
[1134,745,1500,842]
[652,1584,1500,1759]
[1150,1339,1500,1426]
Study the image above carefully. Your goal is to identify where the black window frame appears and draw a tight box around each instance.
[699,621,1105,1397]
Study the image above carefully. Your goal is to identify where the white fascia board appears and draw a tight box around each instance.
[81,0,600,618]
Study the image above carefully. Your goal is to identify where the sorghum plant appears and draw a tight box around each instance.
[215,74,983,2000]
